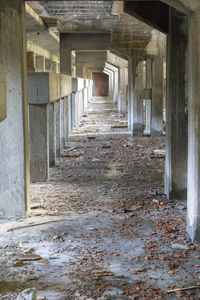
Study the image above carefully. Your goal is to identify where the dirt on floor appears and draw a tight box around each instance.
[0,97,200,300]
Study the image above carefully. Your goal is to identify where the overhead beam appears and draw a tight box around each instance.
[124,1,170,33]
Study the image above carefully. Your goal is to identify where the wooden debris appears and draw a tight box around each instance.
[167,286,200,293]
[7,218,67,232]
[64,146,77,153]
[18,254,42,261]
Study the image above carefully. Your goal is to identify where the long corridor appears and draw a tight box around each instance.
[0,98,199,300]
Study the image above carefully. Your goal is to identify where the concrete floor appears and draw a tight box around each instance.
[0,98,199,300]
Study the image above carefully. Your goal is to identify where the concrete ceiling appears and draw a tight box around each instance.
[27,1,113,18]
[26,1,165,59]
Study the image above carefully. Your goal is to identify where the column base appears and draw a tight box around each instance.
[169,189,187,200]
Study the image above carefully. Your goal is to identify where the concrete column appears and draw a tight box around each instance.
[56,101,61,157]
[129,50,145,136]
[104,68,114,100]
[112,69,119,106]
[52,62,57,73]
[128,57,133,132]
[165,8,188,200]
[152,55,164,136]
[144,58,152,135]
[144,99,151,135]
[64,98,68,143]
[60,38,72,75]
[68,95,72,136]
[27,52,35,72]
[83,83,88,111]
[60,99,65,152]
[133,61,144,136]
[118,67,127,114]
[35,55,45,72]
[0,0,30,217]
[105,66,119,106]
[72,93,76,128]
[45,58,52,72]
[187,12,200,241]
[29,105,49,183]
[49,103,56,166]
[57,63,60,74]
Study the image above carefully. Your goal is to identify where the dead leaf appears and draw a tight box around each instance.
[127,289,139,295]
[18,254,42,261]
[99,282,109,290]
[27,274,35,280]
[128,270,137,274]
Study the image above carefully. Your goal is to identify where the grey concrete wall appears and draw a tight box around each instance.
[29,104,49,183]
[0,0,29,218]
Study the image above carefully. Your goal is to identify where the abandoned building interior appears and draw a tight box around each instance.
[1,0,200,299]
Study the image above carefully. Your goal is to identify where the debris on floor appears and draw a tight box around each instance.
[0,97,199,299]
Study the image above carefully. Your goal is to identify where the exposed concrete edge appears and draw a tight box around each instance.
[160,0,194,14]
[105,62,119,71]
[107,51,128,68]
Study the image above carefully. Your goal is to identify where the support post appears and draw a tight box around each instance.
[187,11,200,241]
[0,0,30,217]
[165,8,188,200]
[49,103,56,166]
[118,67,127,114]
[56,101,61,157]
[29,105,49,182]
[151,54,164,136]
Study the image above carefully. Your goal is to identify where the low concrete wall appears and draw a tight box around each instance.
[60,74,72,98]
[28,72,72,104]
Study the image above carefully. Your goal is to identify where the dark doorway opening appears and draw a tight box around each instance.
[92,72,109,96]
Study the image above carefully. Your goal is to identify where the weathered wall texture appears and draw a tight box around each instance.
[0,0,28,218]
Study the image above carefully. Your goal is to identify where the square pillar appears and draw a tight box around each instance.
[165,8,188,200]
[151,55,164,136]
[56,101,61,157]
[60,99,65,151]
[27,52,35,72]
[35,55,45,72]
[52,62,57,73]
[118,67,127,114]
[29,105,49,183]
[129,49,145,136]
[113,70,119,106]
[144,99,151,135]
[72,93,76,128]
[0,0,30,217]
[63,98,68,143]
[68,95,72,136]
[133,61,144,136]
[187,12,200,241]
[60,35,72,75]
[45,58,52,72]
[49,103,56,166]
